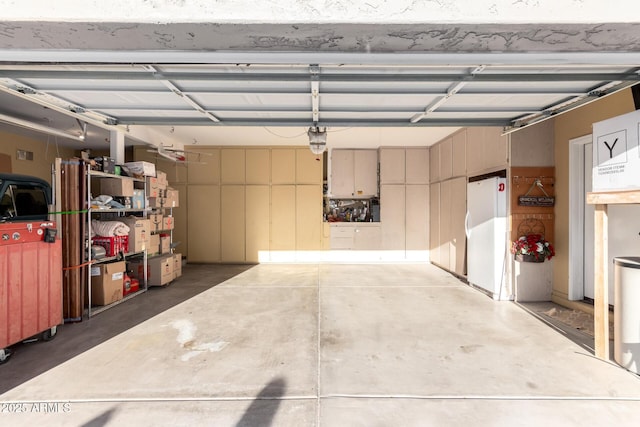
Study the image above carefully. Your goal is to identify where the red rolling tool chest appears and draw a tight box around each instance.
[0,174,62,364]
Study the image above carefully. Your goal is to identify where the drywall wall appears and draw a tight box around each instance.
[0,130,76,182]
[552,89,635,308]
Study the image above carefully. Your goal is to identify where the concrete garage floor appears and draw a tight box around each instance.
[1,263,640,426]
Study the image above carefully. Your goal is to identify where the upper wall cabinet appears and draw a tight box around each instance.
[221,149,246,184]
[429,144,440,183]
[405,148,429,184]
[331,149,378,198]
[466,127,508,176]
[379,148,405,184]
[439,138,453,181]
[187,148,220,185]
[271,149,296,184]
[451,131,467,178]
[296,148,323,184]
[245,149,270,185]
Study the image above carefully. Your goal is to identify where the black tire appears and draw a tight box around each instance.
[40,326,58,342]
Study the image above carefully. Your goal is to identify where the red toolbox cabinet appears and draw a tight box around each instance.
[0,173,62,363]
[0,221,62,360]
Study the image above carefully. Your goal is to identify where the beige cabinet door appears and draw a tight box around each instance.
[221,149,246,184]
[379,148,405,184]
[271,185,296,251]
[429,182,441,264]
[354,150,378,196]
[245,185,270,263]
[354,226,381,250]
[450,177,467,276]
[171,183,187,258]
[296,185,322,250]
[380,184,405,250]
[246,149,270,185]
[439,138,453,181]
[439,179,451,270]
[466,127,484,176]
[405,148,429,184]
[187,185,220,262]
[221,185,245,262]
[466,127,508,176]
[406,184,429,251]
[484,127,509,171]
[330,149,355,197]
[187,148,220,184]
[296,148,323,184]
[451,130,467,178]
[429,144,440,183]
[271,149,296,184]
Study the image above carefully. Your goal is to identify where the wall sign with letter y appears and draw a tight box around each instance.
[592,109,640,192]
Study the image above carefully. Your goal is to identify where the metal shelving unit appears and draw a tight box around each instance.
[86,169,148,317]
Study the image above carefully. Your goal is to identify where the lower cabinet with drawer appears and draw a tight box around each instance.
[329,223,381,250]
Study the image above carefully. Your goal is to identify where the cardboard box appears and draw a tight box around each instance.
[173,253,182,279]
[125,161,156,177]
[99,177,134,197]
[130,256,173,287]
[148,197,165,209]
[162,216,174,231]
[165,188,179,208]
[160,233,171,254]
[120,217,150,253]
[146,177,159,198]
[149,233,160,255]
[90,261,125,305]
[156,170,167,189]
[131,189,145,210]
[149,214,163,232]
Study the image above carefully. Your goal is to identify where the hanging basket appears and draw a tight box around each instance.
[515,253,545,263]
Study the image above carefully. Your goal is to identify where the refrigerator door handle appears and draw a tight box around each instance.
[465,211,471,238]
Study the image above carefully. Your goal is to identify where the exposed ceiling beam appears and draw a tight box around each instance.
[1,51,640,66]
[142,65,220,123]
[0,112,85,142]
[310,65,320,124]
[1,70,639,83]
[411,65,485,123]
[118,117,510,127]
[504,80,639,133]
[37,86,591,97]
[89,106,541,114]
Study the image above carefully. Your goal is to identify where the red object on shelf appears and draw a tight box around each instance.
[92,235,129,257]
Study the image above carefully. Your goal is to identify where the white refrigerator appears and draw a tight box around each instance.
[465,177,510,300]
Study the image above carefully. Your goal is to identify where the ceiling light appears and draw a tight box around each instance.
[307,126,327,155]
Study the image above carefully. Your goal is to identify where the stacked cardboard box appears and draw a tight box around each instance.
[90,261,125,305]
[120,217,151,253]
[129,255,173,287]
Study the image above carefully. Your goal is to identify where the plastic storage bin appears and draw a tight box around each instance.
[613,257,640,374]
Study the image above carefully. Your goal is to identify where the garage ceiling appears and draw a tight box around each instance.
[0,61,637,149]
[0,20,639,150]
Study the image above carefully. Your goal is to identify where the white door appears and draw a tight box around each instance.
[583,143,595,299]
[584,142,640,302]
